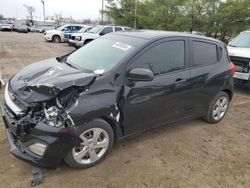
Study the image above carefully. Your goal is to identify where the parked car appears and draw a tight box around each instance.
[69,25,131,48]
[32,27,44,33]
[227,31,250,83]
[0,23,13,31]
[64,26,92,43]
[15,25,30,33]
[39,25,56,33]
[2,31,234,170]
[44,24,84,43]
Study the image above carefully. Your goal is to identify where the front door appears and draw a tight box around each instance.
[122,38,191,135]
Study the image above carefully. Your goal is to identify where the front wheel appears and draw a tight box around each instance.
[204,91,230,123]
[64,119,114,169]
[52,35,61,43]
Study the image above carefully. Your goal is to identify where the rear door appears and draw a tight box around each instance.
[122,38,191,135]
[188,39,226,115]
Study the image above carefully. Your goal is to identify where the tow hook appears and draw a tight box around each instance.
[31,166,43,186]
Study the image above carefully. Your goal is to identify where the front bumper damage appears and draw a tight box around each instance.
[1,100,82,169]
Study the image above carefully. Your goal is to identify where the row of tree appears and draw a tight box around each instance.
[105,0,250,42]
[21,5,111,27]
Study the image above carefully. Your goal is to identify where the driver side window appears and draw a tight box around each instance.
[132,40,185,76]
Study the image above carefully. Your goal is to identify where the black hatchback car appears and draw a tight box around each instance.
[2,31,235,169]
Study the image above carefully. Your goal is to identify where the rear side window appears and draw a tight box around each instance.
[193,41,218,66]
[115,27,123,31]
[123,27,131,31]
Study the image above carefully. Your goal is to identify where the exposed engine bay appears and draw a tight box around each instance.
[5,83,92,136]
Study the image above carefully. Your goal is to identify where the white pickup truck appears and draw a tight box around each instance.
[69,25,131,48]
[227,31,250,83]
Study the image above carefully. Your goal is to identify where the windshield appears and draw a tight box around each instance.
[66,38,136,74]
[88,26,103,33]
[78,27,88,33]
[56,25,65,31]
[230,32,250,48]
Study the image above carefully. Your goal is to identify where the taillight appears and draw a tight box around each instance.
[230,62,236,76]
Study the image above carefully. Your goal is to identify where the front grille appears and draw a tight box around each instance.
[70,36,75,40]
[64,35,69,39]
[229,56,250,73]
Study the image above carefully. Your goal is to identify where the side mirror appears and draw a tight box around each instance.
[127,68,154,81]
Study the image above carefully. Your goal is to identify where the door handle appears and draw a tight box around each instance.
[175,78,186,86]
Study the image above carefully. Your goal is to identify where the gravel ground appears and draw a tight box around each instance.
[0,32,249,188]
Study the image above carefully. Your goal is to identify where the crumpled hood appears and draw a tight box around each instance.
[227,46,250,58]
[9,58,96,103]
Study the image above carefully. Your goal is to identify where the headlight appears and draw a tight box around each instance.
[28,143,47,156]
[75,36,81,41]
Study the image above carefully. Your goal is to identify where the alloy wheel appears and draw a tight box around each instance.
[212,96,229,121]
[72,128,109,164]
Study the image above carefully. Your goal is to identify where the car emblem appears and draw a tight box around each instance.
[9,92,15,101]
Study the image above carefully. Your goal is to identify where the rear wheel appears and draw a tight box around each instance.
[204,91,229,123]
[64,119,114,169]
[52,35,61,43]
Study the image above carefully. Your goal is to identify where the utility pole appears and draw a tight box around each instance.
[41,0,45,25]
[134,0,137,29]
[101,0,104,24]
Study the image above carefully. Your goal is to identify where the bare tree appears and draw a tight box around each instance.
[54,12,63,27]
[23,4,35,25]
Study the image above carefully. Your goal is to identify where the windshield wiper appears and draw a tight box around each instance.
[229,44,237,47]
[63,58,78,70]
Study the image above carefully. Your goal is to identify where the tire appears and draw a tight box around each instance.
[204,91,230,123]
[64,119,114,169]
[52,35,61,43]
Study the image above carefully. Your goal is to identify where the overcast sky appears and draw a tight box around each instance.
[0,0,105,20]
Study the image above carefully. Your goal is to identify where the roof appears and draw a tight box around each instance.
[62,23,85,27]
[111,30,222,43]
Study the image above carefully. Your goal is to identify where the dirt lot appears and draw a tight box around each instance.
[0,32,249,188]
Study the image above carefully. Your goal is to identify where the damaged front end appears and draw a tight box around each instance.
[4,57,98,135]
[4,83,86,137]
[1,57,123,169]
[2,75,95,168]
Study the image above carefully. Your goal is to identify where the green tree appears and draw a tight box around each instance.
[105,0,250,41]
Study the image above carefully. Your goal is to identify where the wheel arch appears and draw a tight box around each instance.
[222,88,233,101]
[84,38,93,45]
[52,34,61,42]
[100,116,121,142]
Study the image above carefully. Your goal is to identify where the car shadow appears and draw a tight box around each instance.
[46,117,208,174]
